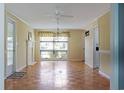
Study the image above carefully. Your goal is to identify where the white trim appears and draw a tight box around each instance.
[16,61,37,72]
[99,50,111,54]
[16,62,37,72]
[6,9,31,28]
[32,61,37,65]
[68,59,83,62]
[85,62,93,68]
[16,65,26,72]
[110,4,119,89]
[28,61,37,66]
[42,59,68,61]
[0,3,4,90]
[99,70,110,79]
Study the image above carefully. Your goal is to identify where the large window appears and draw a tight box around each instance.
[40,36,68,60]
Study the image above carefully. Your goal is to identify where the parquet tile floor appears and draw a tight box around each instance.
[5,61,110,90]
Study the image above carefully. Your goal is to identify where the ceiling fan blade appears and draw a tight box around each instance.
[43,14,55,18]
[44,14,73,18]
[60,14,74,18]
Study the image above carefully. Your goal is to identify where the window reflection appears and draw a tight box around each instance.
[54,61,68,87]
[39,61,68,88]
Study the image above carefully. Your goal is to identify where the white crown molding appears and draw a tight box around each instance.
[5,8,32,29]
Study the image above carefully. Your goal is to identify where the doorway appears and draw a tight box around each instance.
[6,18,16,77]
[85,25,100,69]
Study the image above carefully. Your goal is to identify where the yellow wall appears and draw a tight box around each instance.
[34,29,85,62]
[34,30,41,62]
[98,12,111,76]
[68,30,85,61]
[6,11,34,71]
[99,12,110,50]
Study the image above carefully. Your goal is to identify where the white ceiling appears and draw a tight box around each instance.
[6,3,110,29]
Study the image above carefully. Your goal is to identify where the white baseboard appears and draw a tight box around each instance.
[29,61,37,65]
[16,62,37,72]
[99,70,110,79]
[16,65,26,72]
[85,62,93,68]
[68,59,83,62]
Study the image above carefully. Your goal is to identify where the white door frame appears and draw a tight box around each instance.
[0,3,4,90]
[93,25,100,68]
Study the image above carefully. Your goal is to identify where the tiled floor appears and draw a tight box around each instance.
[5,61,110,90]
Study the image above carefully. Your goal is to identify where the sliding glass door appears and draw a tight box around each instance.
[40,36,68,61]
[6,19,16,77]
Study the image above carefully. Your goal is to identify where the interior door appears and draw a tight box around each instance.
[6,18,16,77]
[93,27,100,68]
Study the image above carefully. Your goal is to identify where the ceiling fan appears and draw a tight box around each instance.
[44,7,74,34]
[44,7,74,18]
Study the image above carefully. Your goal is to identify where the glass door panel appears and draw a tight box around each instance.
[7,37,14,65]
[54,42,68,50]
[6,19,15,77]
[56,51,68,59]
[40,37,54,41]
[41,51,53,59]
[54,37,68,41]
[40,42,53,50]
[40,36,68,61]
